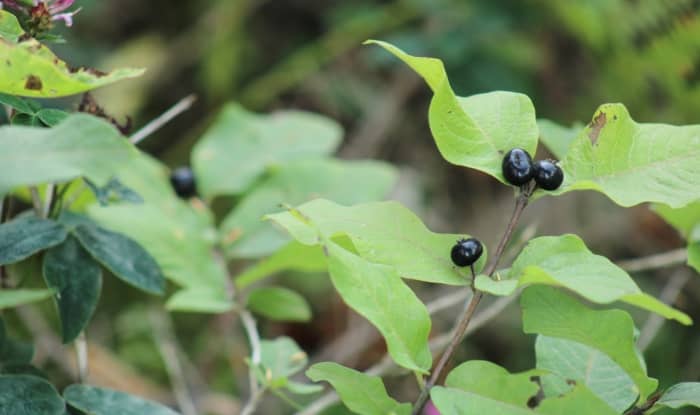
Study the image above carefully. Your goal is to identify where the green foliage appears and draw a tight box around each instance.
[256,336,320,394]
[0,289,55,310]
[0,114,135,195]
[535,336,637,412]
[0,216,67,265]
[73,224,165,295]
[42,236,103,343]
[477,234,691,324]
[234,241,327,289]
[521,286,657,400]
[192,103,342,199]
[63,384,181,415]
[0,11,143,98]
[306,362,411,415]
[367,40,538,184]
[550,104,700,207]
[431,360,617,415]
[266,199,483,285]
[653,383,700,411]
[247,286,312,322]
[654,201,700,273]
[0,375,65,415]
[0,318,33,365]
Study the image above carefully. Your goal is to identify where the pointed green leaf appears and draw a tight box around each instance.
[0,216,67,265]
[258,336,308,388]
[432,361,617,415]
[535,335,638,412]
[0,92,34,115]
[0,25,143,98]
[0,375,65,415]
[537,119,583,160]
[235,241,327,289]
[35,109,69,127]
[73,224,164,295]
[266,199,483,285]
[192,103,342,198]
[479,234,691,324]
[43,236,102,343]
[0,114,135,195]
[367,40,538,183]
[521,286,658,399]
[63,384,180,415]
[0,289,54,310]
[165,288,233,314]
[325,242,431,373]
[247,286,312,322]
[306,362,411,415]
[220,159,397,258]
[653,382,700,410]
[550,104,700,207]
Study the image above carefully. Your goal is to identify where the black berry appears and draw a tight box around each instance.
[533,160,564,191]
[502,148,535,186]
[170,166,197,199]
[450,238,483,267]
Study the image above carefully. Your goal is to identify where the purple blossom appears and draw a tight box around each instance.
[0,0,80,27]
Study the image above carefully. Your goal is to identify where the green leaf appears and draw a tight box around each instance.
[0,216,67,265]
[306,362,411,415]
[653,202,700,273]
[0,11,24,42]
[0,375,65,415]
[192,103,342,198]
[549,104,700,207]
[367,40,538,183]
[85,178,143,207]
[266,199,482,285]
[325,241,432,373]
[35,109,70,127]
[0,289,54,310]
[235,241,327,289]
[0,114,135,195]
[43,236,102,343]
[0,26,144,98]
[481,234,691,324]
[653,382,700,410]
[247,286,312,322]
[431,360,617,415]
[0,93,34,115]
[0,318,33,364]
[258,336,308,388]
[73,224,164,295]
[521,286,658,400]
[63,384,180,415]
[220,159,397,258]
[165,288,233,314]
[535,335,638,412]
[537,119,583,160]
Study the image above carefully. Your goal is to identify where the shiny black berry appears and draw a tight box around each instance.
[502,148,535,186]
[450,238,483,267]
[170,166,197,199]
[533,160,564,191]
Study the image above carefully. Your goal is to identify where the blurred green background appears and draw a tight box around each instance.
[11,0,700,413]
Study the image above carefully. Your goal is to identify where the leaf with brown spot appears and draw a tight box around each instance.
[587,111,606,145]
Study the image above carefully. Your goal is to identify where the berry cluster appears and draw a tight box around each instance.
[501,148,563,191]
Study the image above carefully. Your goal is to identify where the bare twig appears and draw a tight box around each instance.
[617,249,688,273]
[411,187,532,414]
[29,186,43,217]
[637,270,691,351]
[149,308,199,415]
[129,95,197,145]
[75,332,89,383]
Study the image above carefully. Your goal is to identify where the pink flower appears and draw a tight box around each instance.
[0,0,80,27]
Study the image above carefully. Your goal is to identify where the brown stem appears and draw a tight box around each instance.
[411,186,532,415]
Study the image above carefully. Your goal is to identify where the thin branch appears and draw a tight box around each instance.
[411,187,532,415]
[29,186,43,217]
[129,95,197,145]
[240,310,264,413]
[75,331,89,383]
[637,270,691,351]
[617,249,687,273]
[149,308,199,415]
[42,184,55,218]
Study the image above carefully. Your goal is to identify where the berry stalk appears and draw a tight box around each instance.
[411,185,533,415]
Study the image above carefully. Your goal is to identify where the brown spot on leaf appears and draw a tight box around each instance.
[223,228,242,245]
[25,75,42,90]
[69,65,107,77]
[566,379,577,385]
[588,111,607,145]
